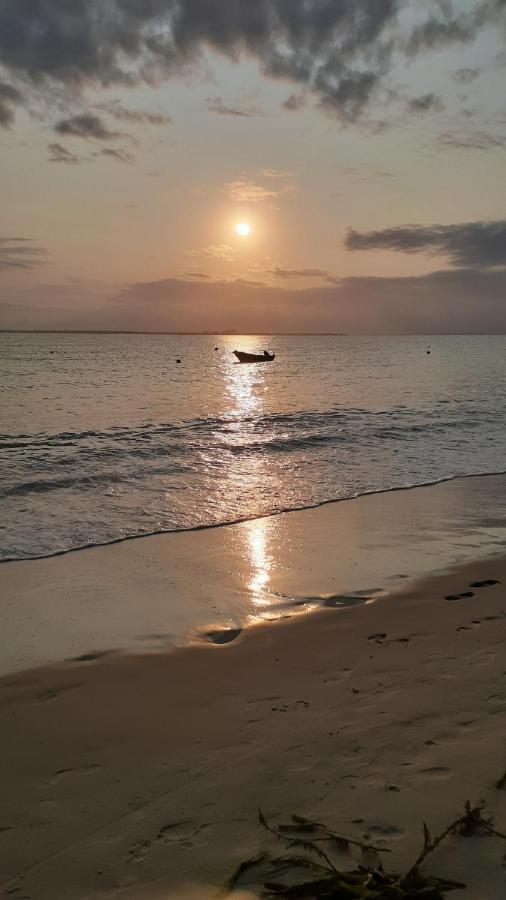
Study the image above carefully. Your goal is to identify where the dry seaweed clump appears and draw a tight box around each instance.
[225,802,506,899]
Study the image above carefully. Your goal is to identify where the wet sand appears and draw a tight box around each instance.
[0,569,505,895]
[2,472,506,675]
[1,476,506,898]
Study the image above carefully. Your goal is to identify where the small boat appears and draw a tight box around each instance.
[233,350,275,363]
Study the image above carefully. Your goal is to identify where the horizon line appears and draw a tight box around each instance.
[1,330,505,337]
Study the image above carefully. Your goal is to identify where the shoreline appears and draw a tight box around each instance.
[2,472,506,675]
[2,468,505,566]
[1,553,505,898]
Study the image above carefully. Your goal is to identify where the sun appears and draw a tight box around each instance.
[235,222,251,237]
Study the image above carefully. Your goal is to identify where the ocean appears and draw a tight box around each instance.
[1,332,505,562]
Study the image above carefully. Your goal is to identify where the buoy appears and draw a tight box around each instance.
[214,347,218,350]
[176,358,181,364]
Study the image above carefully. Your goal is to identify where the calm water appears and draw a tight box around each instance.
[1,333,505,561]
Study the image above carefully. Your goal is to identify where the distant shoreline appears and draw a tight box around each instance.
[2,330,504,336]
[1,329,349,336]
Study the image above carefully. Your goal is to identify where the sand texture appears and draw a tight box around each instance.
[1,555,505,898]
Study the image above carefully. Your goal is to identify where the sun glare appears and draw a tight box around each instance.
[235,222,251,236]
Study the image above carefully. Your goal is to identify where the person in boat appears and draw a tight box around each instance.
[264,349,270,356]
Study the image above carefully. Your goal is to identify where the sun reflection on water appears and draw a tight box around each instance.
[225,354,263,421]
[224,349,281,617]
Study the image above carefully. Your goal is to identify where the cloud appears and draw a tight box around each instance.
[346,220,506,268]
[227,178,294,203]
[48,142,79,163]
[54,113,124,141]
[406,14,476,55]
[100,269,506,333]
[0,0,407,126]
[316,70,381,123]
[95,147,134,164]
[261,168,294,179]
[451,66,480,83]
[1,1,504,128]
[282,93,306,111]
[185,272,212,279]
[338,166,394,182]
[0,237,47,270]
[272,266,333,281]
[0,80,22,127]
[202,244,236,262]
[407,92,443,113]
[206,97,252,118]
[96,100,172,125]
[4,269,506,333]
[405,1,506,57]
[0,1,502,135]
[436,130,506,150]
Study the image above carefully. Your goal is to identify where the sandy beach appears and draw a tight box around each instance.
[3,0,506,892]
[1,477,506,899]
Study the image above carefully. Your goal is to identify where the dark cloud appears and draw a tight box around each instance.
[0,0,400,124]
[406,0,506,56]
[451,66,480,83]
[282,92,306,111]
[0,237,47,270]
[407,92,443,114]
[97,100,172,125]
[48,142,79,163]
[54,113,124,140]
[406,14,475,55]
[206,97,252,117]
[436,130,506,150]
[0,80,23,127]
[96,147,134,164]
[1,1,504,127]
[272,266,332,281]
[316,70,380,123]
[346,220,506,268]
[0,0,502,138]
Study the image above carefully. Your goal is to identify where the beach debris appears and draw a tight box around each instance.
[225,851,268,894]
[225,800,506,898]
[496,770,506,791]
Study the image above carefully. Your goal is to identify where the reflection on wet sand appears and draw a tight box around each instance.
[246,517,272,606]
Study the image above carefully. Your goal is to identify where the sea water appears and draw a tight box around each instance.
[1,333,505,561]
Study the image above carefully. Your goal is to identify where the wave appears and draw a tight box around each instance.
[2,468,505,564]
[0,463,193,498]
[0,402,493,449]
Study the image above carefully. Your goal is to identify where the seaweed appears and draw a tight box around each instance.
[224,798,506,898]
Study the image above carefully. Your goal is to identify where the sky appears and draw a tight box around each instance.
[0,0,505,334]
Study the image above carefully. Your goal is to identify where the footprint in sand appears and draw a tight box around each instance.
[457,612,505,632]
[203,627,242,645]
[419,766,452,779]
[128,821,204,862]
[72,650,114,662]
[469,579,500,588]
[128,839,151,863]
[271,699,310,712]
[49,763,101,786]
[36,683,81,703]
